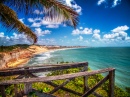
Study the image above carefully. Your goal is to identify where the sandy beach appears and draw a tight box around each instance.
[0,45,84,69]
[3,45,49,69]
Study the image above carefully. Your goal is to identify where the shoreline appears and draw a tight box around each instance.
[1,46,84,69]
[0,45,49,69]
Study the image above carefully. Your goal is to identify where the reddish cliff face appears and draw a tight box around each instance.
[0,49,32,69]
[0,45,49,69]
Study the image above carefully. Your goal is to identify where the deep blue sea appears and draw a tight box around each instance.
[25,47,130,89]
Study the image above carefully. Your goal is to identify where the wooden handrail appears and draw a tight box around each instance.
[0,62,88,71]
[0,62,88,76]
[0,62,115,97]
[0,68,115,85]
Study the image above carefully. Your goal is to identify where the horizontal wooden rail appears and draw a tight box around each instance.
[0,62,87,71]
[0,62,88,76]
[0,68,115,85]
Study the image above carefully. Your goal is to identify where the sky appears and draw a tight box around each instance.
[0,0,130,47]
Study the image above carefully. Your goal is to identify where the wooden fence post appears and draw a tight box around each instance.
[24,83,32,95]
[83,65,88,93]
[0,85,6,97]
[14,84,18,97]
[109,69,115,97]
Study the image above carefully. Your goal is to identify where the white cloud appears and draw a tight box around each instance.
[79,27,83,29]
[112,0,121,7]
[72,27,93,35]
[97,0,105,5]
[92,40,96,42]
[41,18,61,25]
[33,10,43,14]
[126,37,130,40]
[111,25,129,33]
[65,0,82,14]
[35,28,51,36]
[103,33,119,39]
[37,38,56,45]
[93,29,100,34]
[93,33,101,40]
[0,32,30,45]
[28,17,61,28]
[71,25,130,46]
[0,29,52,46]
[46,24,59,28]
[83,28,93,34]
[0,32,4,37]
[19,18,24,23]
[103,25,129,41]
[78,36,83,41]
[72,4,82,14]
[28,18,42,23]
[11,33,27,40]
[97,0,121,7]
[6,36,10,40]
[31,22,42,27]
[72,29,80,35]
[66,0,73,6]
[28,18,34,22]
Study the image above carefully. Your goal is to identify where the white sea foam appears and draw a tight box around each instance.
[24,47,130,89]
[36,52,51,61]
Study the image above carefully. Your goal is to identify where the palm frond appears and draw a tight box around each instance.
[0,3,37,43]
[2,0,79,28]
[42,0,79,28]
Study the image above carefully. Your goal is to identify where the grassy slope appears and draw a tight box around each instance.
[0,44,29,52]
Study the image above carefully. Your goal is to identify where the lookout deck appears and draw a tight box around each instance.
[0,62,115,97]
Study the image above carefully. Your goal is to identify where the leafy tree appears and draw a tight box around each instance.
[0,0,78,43]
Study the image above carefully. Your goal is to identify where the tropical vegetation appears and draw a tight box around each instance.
[0,44,29,52]
[0,62,129,97]
[0,0,78,43]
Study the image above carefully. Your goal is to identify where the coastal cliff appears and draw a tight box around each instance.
[0,45,85,69]
[0,45,48,69]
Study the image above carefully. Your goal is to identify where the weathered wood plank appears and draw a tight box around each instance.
[0,68,115,85]
[82,75,109,97]
[45,82,82,96]
[0,62,88,76]
[0,62,87,71]
[49,79,74,94]
[87,87,103,97]
[109,69,115,97]
[16,75,25,79]
[0,85,6,97]
[24,83,32,95]
[83,66,88,93]
[14,84,18,97]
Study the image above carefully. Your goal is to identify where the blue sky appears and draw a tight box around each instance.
[0,0,130,47]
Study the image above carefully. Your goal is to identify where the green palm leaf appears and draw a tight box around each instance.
[0,3,37,43]
[0,0,79,43]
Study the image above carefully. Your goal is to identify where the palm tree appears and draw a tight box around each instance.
[0,0,79,43]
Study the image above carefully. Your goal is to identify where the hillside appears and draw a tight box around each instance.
[0,45,48,69]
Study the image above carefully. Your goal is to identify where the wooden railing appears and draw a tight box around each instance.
[0,62,115,97]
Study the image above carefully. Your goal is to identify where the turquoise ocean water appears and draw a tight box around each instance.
[25,47,130,89]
